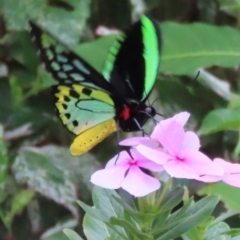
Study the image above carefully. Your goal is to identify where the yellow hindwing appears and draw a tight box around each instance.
[70,118,117,156]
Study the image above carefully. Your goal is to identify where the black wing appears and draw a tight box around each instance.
[102,15,162,102]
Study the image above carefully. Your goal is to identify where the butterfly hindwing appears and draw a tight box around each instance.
[102,15,162,101]
[70,118,117,156]
[30,21,120,155]
[53,84,115,135]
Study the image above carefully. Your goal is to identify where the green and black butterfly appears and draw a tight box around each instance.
[30,15,161,156]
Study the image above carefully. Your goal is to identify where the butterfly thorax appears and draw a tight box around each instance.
[117,99,156,132]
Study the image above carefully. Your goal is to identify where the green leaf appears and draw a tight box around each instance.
[81,187,128,240]
[92,187,126,221]
[42,146,101,199]
[170,197,194,221]
[25,67,56,98]
[77,200,109,222]
[10,189,34,217]
[12,147,78,217]
[219,0,240,18]
[153,211,171,230]
[229,93,240,109]
[198,182,240,210]
[8,31,40,72]
[212,208,240,225]
[110,217,153,240]
[156,79,205,120]
[205,222,230,240]
[41,232,69,240]
[155,196,219,240]
[112,195,156,223]
[41,218,77,240]
[198,107,240,135]
[161,22,240,74]
[73,35,117,72]
[160,187,184,212]
[9,75,24,109]
[0,125,8,202]
[182,227,203,240]
[2,189,34,231]
[63,229,84,240]
[228,228,240,237]
[83,213,126,240]
[2,0,90,44]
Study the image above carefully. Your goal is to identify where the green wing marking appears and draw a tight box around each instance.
[141,15,161,101]
[101,15,162,102]
[29,21,117,94]
[102,34,125,81]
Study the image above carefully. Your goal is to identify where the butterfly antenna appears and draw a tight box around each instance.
[151,96,160,107]
[150,97,167,118]
[144,89,151,106]
[139,111,159,125]
[194,70,200,81]
[155,112,166,118]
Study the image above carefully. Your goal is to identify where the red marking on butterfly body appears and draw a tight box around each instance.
[120,105,131,120]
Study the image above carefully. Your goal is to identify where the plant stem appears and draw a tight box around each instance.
[155,177,172,208]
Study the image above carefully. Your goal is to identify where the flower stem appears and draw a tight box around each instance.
[155,177,172,208]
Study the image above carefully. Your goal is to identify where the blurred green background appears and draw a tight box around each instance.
[1,0,240,239]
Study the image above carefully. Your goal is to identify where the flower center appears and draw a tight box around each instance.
[176,154,184,161]
[129,159,137,165]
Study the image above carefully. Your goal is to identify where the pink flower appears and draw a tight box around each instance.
[90,149,163,197]
[198,158,240,187]
[120,112,191,147]
[150,111,190,140]
[136,114,223,180]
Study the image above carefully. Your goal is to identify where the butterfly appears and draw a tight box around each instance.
[29,15,162,156]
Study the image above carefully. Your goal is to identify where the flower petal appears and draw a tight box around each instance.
[223,174,240,188]
[105,151,129,168]
[157,120,184,156]
[90,165,128,189]
[136,145,169,165]
[151,112,190,140]
[119,137,152,146]
[213,158,240,187]
[129,148,163,171]
[196,175,222,183]
[163,160,199,179]
[182,131,200,150]
[172,112,190,126]
[182,149,224,176]
[138,159,164,172]
[214,158,240,174]
[121,166,161,197]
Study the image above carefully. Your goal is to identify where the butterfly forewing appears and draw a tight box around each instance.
[29,22,117,94]
[102,15,161,102]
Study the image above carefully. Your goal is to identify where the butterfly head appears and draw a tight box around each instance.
[118,100,156,132]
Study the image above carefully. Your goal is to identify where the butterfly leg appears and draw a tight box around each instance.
[133,118,147,136]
